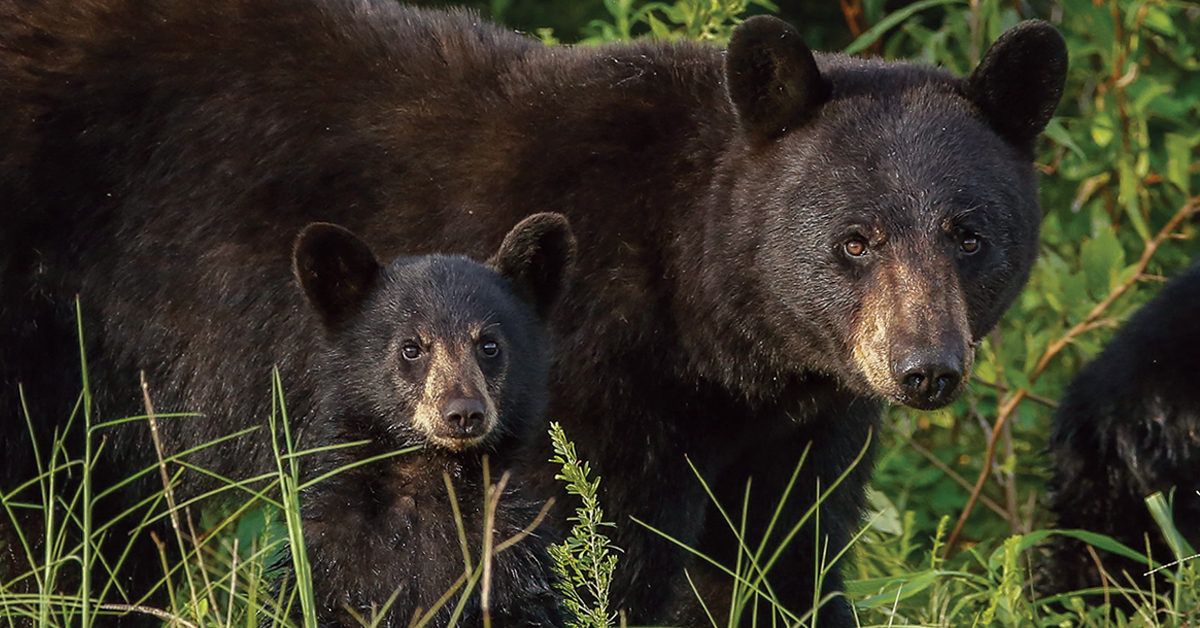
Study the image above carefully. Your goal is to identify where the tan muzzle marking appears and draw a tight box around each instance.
[411,343,498,451]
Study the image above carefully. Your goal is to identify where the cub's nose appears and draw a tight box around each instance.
[894,351,963,410]
[441,398,487,436]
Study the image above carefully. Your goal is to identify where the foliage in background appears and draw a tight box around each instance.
[869,0,1199,561]
[576,0,778,43]
[849,0,1200,624]
[409,0,854,48]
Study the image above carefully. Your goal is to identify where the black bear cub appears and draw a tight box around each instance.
[1039,262,1200,600]
[289,213,574,628]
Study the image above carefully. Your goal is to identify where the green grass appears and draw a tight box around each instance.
[1,339,1196,628]
[5,398,1196,628]
[0,313,552,628]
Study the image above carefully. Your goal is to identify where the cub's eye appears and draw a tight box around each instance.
[479,340,500,358]
[843,237,868,258]
[400,343,423,361]
[960,233,982,254]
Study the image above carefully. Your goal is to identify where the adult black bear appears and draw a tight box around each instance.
[290,217,572,628]
[0,0,1066,625]
[1039,263,1200,601]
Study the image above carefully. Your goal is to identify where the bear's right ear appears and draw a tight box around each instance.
[490,213,576,320]
[726,15,830,143]
[964,20,1067,154]
[293,222,382,328]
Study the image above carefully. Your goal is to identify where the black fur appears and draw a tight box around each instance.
[0,1,1066,625]
[1038,263,1200,601]
[289,217,572,628]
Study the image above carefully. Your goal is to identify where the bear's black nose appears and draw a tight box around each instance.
[895,352,963,409]
[441,398,487,435]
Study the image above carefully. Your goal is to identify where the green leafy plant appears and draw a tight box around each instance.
[1,337,547,628]
[0,303,292,628]
[547,422,619,628]
[580,0,778,43]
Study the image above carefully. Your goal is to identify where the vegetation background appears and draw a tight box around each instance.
[2,0,1198,626]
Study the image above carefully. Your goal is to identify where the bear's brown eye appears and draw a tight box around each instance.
[960,234,981,254]
[480,340,500,358]
[401,343,422,361]
[843,238,868,257]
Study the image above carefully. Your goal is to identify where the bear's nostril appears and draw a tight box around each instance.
[897,362,962,407]
[441,398,487,435]
[935,373,960,396]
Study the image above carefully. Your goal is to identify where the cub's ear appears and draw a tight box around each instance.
[726,15,830,143]
[293,222,381,328]
[965,20,1067,154]
[490,213,576,319]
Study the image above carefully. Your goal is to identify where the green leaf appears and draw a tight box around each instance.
[1061,271,1091,323]
[842,0,966,56]
[1114,262,1140,290]
[1141,6,1177,37]
[1165,132,1195,194]
[1042,118,1084,159]
[1118,157,1151,241]
[1146,491,1197,562]
[1012,529,1154,566]
[847,570,948,607]
[1023,329,1051,376]
[865,489,903,535]
[646,12,670,38]
[1090,112,1115,148]
[864,0,886,24]
[1080,228,1126,299]
[1040,264,1063,313]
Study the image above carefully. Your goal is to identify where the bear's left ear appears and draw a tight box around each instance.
[725,15,830,144]
[293,222,382,329]
[965,20,1068,154]
[490,213,576,320]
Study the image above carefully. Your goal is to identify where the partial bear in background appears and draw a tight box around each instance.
[0,1,1066,625]
[1039,263,1200,600]
[288,216,573,628]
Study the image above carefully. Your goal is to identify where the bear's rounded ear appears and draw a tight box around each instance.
[293,222,382,328]
[725,15,830,144]
[965,20,1067,154]
[490,213,576,320]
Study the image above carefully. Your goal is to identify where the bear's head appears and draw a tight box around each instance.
[293,213,575,452]
[718,17,1067,410]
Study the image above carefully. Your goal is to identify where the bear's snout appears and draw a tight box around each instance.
[893,348,964,410]
[850,252,974,409]
[440,397,488,437]
[410,342,499,450]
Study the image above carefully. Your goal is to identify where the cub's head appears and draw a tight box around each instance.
[294,213,575,451]
[721,17,1067,409]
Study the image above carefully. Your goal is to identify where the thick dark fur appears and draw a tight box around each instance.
[289,217,571,628]
[1038,263,1200,600]
[0,1,1066,625]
